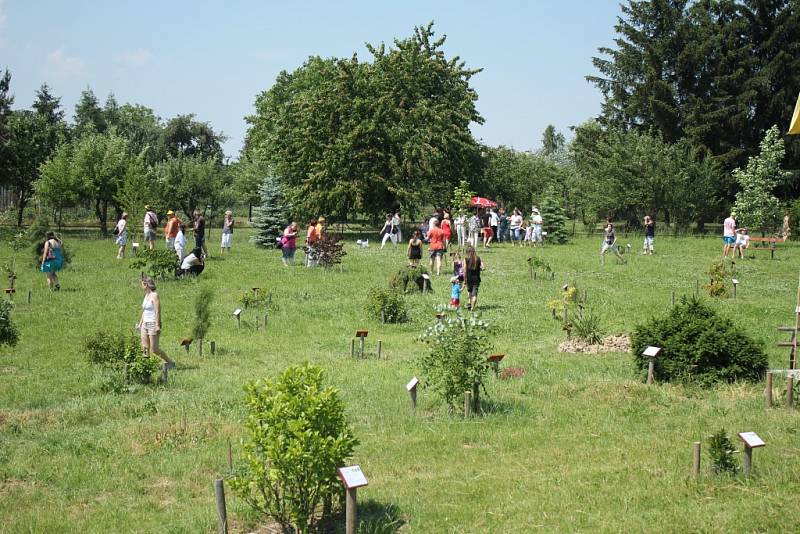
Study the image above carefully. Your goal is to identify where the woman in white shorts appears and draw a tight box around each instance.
[734,227,749,259]
[137,277,175,369]
[221,210,234,253]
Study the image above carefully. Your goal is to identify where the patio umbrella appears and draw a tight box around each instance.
[468,196,497,208]
[790,91,800,135]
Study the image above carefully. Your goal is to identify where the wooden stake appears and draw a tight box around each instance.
[198,339,203,357]
[742,446,753,476]
[214,479,228,534]
[227,438,233,473]
[359,336,365,357]
[766,371,773,408]
[647,357,655,385]
[264,314,268,330]
[695,280,699,298]
[350,339,355,357]
[27,289,31,304]
[377,340,382,359]
[345,487,357,534]
[409,386,417,411]
[692,442,701,476]
[671,290,675,306]
[787,376,795,409]
[211,341,216,355]
[464,390,472,417]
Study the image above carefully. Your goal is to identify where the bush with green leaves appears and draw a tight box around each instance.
[129,249,178,279]
[707,428,739,475]
[0,300,20,347]
[239,290,277,311]
[572,306,605,345]
[83,330,161,385]
[631,296,767,386]
[231,364,358,533]
[704,261,731,298]
[365,286,408,323]
[390,265,431,293]
[191,286,214,340]
[539,194,569,244]
[418,311,493,411]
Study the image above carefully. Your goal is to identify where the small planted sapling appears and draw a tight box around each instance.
[192,287,214,355]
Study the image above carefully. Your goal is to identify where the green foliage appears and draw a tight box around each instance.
[191,286,214,340]
[83,330,161,385]
[310,233,346,268]
[732,126,788,231]
[389,265,431,293]
[239,290,275,311]
[245,23,484,221]
[539,194,569,244]
[527,255,551,273]
[418,311,493,410]
[153,155,231,221]
[707,429,739,475]
[129,249,178,279]
[231,364,358,532]
[251,172,290,249]
[451,179,475,218]
[26,221,72,269]
[632,296,767,386]
[159,114,225,163]
[704,261,730,298]
[0,300,20,347]
[365,286,408,324]
[572,307,605,345]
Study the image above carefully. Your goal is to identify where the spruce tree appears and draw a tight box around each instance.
[251,173,290,248]
[539,194,569,244]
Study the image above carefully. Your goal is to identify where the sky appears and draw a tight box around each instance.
[0,0,622,159]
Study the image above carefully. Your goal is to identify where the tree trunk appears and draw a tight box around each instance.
[16,198,27,227]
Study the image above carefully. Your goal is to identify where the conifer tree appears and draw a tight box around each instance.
[251,173,290,248]
[539,194,569,244]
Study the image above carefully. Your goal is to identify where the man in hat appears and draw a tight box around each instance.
[531,206,543,247]
[164,210,181,251]
[143,205,159,250]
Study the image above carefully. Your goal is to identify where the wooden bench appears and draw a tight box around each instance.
[748,235,786,259]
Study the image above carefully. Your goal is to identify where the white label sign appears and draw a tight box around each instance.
[738,431,765,448]
[233,308,242,317]
[406,377,419,391]
[338,465,368,489]
[422,273,430,280]
[731,279,739,285]
[643,346,661,357]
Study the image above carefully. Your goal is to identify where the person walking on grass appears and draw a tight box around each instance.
[305,218,318,267]
[143,205,159,250]
[441,213,452,248]
[427,219,445,275]
[643,215,655,255]
[468,211,480,247]
[482,209,494,248]
[489,208,499,245]
[137,276,175,370]
[192,210,207,257]
[455,212,467,248]
[40,231,63,291]
[380,213,397,249]
[600,222,626,265]
[114,213,128,259]
[220,210,234,253]
[281,222,298,266]
[531,206,543,247]
[464,245,485,311]
[723,212,736,258]
[407,230,423,267]
[174,223,187,262]
[450,276,463,309]
[164,210,180,251]
[509,208,523,246]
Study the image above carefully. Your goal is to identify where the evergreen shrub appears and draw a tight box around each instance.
[83,330,161,386]
[631,296,767,386]
[365,286,408,323]
[390,265,431,293]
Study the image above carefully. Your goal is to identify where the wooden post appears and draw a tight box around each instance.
[464,390,472,417]
[214,478,228,534]
[377,340,382,359]
[671,290,675,306]
[345,487,357,534]
[647,357,655,385]
[766,371,773,408]
[551,271,555,281]
[227,438,233,473]
[27,289,31,304]
[787,376,795,409]
[692,442,701,476]
[533,270,537,280]
[381,310,385,323]
[211,341,216,355]
[695,280,699,298]
[409,386,417,411]
[742,447,753,475]
[264,314,268,330]
[359,336,365,357]
[235,316,240,328]
[198,339,203,357]
[584,289,588,303]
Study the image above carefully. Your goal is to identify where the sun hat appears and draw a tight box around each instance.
[451,276,459,283]
[167,210,175,215]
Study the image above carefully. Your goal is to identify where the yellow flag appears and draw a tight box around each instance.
[790,92,800,135]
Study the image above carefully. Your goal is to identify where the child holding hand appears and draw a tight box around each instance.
[450,276,463,309]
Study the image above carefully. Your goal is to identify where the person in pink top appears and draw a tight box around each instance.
[427,219,445,275]
[722,212,736,258]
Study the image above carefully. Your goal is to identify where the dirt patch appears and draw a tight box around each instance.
[558,334,631,354]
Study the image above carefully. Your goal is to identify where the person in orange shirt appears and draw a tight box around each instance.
[164,210,181,251]
[427,219,445,275]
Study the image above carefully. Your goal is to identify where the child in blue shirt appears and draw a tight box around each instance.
[450,276,462,309]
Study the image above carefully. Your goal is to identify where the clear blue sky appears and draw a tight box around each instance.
[0,0,621,158]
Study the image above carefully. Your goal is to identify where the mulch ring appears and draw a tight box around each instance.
[558,334,630,354]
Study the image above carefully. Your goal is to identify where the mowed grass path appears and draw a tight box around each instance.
[1,228,800,532]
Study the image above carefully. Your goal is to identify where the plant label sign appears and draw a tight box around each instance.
[643,346,662,358]
[406,377,419,391]
[337,465,368,489]
[356,330,368,338]
[738,432,765,448]
[233,308,242,317]
[732,279,739,285]
[487,353,505,363]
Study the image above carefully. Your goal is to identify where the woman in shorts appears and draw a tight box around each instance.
[137,276,175,369]
[115,213,128,259]
[600,222,626,265]
[464,245,485,311]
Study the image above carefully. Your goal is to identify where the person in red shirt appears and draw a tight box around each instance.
[441,213,452,249]
[427,219,445,275]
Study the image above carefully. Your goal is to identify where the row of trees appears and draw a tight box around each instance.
[0,70,235,230]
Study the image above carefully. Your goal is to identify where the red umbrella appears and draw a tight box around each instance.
[469,196,497,208]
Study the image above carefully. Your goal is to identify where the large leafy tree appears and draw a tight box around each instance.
[36,142,84,226]
[245,23,484,221]
[111,104,165,165]
[74,88,107,137]
[153,156,230,219]
[0,69,14,190]
[160,114,225,162]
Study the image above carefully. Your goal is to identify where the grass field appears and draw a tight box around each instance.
[2,227,800,533]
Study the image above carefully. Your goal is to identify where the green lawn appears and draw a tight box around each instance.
[1,229,800,533]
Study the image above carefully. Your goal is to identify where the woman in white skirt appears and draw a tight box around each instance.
[221,210,234,253]
[115,213,129,259]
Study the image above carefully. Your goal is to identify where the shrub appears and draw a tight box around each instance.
[239,290,276,310]
[231,364,358,533]
[572,307,605,345]
[707,428,739,475]
[130,249,178,279]
[390,265,431,293]
[704,261,730,298]
[418,310,493,411]
[83,330,161,385]
[0,300,20,347]
[631,296,767,386]
[365,286,408,323]
[306,233,346,268]
[192,286,214,340]
[539,194,569,244]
